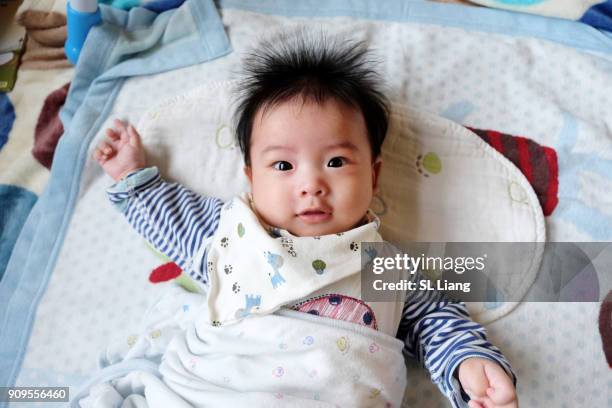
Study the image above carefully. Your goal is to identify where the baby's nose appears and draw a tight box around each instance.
[301,186,325,197]
[299,172,328,197]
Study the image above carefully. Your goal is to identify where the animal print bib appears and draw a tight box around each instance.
[199,193,383,326]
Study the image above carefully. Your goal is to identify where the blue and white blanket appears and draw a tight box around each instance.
[0,1,611,407]
[467,0,612,33]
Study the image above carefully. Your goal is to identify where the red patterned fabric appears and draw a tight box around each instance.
[600,291,612,368]
[468,127,559,216]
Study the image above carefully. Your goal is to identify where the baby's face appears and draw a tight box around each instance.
[245,98,381,237]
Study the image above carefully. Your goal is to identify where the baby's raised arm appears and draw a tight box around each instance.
[94,120,223,286]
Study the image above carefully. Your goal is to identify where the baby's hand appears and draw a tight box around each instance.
[457,357,518,408]
[93,119,146,181]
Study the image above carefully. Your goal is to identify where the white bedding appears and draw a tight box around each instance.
[73,285,408,408]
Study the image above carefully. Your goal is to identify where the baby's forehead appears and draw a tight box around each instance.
[251,98,369,143]
[256,95,363,118]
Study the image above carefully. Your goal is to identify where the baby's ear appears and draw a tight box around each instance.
[244,166,253,186]
[372,156,383,193]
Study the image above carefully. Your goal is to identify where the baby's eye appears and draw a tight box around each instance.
[327,157,346,168]
[273,161,293,171]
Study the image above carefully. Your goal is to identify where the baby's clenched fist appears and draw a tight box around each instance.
[458,357,518,408]
[93,119,146,181]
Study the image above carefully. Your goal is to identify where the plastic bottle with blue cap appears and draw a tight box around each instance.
[65,0,101,64]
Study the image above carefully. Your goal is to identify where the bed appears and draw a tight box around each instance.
[1,0,611,407]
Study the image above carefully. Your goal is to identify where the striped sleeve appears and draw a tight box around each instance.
[106,166,223,284]
[396,271,516,408]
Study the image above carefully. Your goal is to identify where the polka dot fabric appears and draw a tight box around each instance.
[15,8,612,408]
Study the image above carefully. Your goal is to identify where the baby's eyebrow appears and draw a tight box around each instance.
[260,145,296,154]
[260,141,358,155]
[327,141,359,151]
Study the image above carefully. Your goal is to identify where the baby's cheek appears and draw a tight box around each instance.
[254,191,291,225]
[347,178,373,208]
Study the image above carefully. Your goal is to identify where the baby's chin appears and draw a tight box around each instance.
[286,220,358,238]
[287,227,337,237]
[258,211,364,237]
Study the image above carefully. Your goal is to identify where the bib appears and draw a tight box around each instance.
[200,193,383,325]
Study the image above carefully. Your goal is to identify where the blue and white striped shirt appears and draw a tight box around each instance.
[107,166,516,408]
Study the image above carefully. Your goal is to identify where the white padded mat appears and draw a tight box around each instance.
[136,80,544,324]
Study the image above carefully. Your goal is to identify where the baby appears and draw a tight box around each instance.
[94,32,518,408]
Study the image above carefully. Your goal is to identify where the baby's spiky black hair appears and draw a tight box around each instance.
[234,29,390,166]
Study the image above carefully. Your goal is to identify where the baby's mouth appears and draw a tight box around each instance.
[297,209,332,224]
